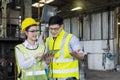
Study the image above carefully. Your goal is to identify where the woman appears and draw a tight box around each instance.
[15,18,47,80]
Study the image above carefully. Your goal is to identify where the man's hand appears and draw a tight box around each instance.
[71,49,84,60]
[44,54,54,65]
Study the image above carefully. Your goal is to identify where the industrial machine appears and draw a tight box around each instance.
[0,38,23,80]
[0,13,23,80]
[0,1,23,79]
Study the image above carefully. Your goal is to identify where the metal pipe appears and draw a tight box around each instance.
[107,10,110,51]
[1,0,7,38]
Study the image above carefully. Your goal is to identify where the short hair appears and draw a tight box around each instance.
[48,15,63,26]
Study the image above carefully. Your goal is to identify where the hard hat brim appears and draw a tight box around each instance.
[36,22,40,25]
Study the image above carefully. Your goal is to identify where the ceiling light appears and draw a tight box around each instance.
[45,0,54,4]
[39,0,54,4]
[71,7,82,11]
[32,0,54,8]
[39,0,45,3]
[118,22,120,25]
[16,6,21,9]
[32,2,44,7]
[56,10,61,13]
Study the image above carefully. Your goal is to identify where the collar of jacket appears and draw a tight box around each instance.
[57,29,65,38]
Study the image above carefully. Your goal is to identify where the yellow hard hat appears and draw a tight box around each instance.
[21,17,39,32]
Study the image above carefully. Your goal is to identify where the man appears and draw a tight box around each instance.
[45,15,85,80]
[15,18,47,80]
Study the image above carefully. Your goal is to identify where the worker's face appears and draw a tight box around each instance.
[25,26,39,41]
[49,24,63,37]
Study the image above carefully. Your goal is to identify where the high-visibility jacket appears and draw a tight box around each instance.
[46,29,80,79]
[15,44,47,80]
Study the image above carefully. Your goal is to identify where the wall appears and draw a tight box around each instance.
[81,40,115,70]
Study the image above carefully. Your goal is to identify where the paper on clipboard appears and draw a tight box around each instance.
[39,49,59,61]
[46,49,60,54]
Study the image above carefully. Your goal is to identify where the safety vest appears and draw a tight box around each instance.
[15,44,47,80]
[46,29,80,79]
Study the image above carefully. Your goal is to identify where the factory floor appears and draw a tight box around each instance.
[85,69,120,80]
[5,69,120,80]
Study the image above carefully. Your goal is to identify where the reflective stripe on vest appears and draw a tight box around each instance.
[60,32,68,58]
[49,68,78,74]
[26,70,46,76]
[53,57,75,62]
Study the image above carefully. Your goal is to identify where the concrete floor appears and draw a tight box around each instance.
[85,69,120,80]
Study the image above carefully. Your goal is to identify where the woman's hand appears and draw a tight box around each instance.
[34,52,44,59]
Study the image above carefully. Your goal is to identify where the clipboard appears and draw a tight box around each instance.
[46,49,60,55]
[39,49,59,61]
